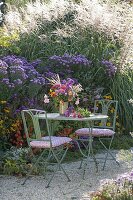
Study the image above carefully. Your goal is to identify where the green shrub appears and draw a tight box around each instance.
[0,28,20,56]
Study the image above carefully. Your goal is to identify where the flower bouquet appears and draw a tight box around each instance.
[44,74,83,115]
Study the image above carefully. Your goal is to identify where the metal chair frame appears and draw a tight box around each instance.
[21,109,70,188]
[93,99,119,169]
[76,100,119,176]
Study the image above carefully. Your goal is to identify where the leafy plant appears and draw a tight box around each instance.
[0,147,30,175]
[0,28,20,56]
[76,107,91,117]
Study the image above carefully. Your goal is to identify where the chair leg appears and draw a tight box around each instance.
[46,165,59,188]
[90,145,98,173]
[99,137,120,170]
[43,151,53,178]
[78,159,84,169]
[52,149,71,182]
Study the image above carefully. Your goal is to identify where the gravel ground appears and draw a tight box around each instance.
[0,151,131,200]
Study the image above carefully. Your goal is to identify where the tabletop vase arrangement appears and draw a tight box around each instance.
[44,74,83,115]
[59,101,68,115]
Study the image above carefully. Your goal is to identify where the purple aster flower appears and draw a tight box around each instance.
[31,59,41,67]
[101,60,117,77]
[83,97,88,102]
[48,53,92,79]
[13,79,23,85]
[2,78,10,84]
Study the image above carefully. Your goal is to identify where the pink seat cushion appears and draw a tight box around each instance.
[30,136,72,148]
[75,128,115,137]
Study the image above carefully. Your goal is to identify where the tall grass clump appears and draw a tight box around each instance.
[111,71,133,132]
[2,0,133,133]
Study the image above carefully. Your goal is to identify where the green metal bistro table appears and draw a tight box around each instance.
[37,113,108,178]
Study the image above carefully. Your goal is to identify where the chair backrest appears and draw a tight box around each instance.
[21,109,51,146]
[94,100,118,131]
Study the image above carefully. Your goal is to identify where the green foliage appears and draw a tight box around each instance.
[0,147,30,175]
[0,28,20,56]
[76,107,91,117]
[17,26,119,97]
[111,70,133,133]
[0,147,45,175]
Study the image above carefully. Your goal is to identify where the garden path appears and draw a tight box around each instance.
[0,150,131,200]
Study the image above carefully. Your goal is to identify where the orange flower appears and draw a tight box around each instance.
[49,91,56,97]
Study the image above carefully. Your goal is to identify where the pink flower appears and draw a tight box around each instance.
[75,97,80,105]
[58,89,66,94]
[77,113,82,118]
[44,95,50,104]
[72,111,77,118]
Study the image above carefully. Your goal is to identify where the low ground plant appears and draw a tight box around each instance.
[90,170,133,200]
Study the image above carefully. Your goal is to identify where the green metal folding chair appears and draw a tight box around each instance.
[75,100,120,172]
[21,109,72,188]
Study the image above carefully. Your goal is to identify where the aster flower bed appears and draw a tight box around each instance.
[0,55,45,89]
[47,53,92,79]
[45,53,117,92]
[0,55,46,103]
[0,55,46,149]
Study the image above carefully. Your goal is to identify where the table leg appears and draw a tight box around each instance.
[82,121,98,178]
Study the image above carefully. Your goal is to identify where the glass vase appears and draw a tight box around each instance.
[59,101,68,115]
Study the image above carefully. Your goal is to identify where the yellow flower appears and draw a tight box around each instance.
[4,109,10,113]
[116,122,120,127]
[12,123,18,128]
[0,101,7,104]
[107,122,111,126]
[103,95,112,100]
[10,127,16,132]
[110,108,115,113]
[0,120,3,124]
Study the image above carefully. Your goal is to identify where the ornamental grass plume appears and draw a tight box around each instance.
[4,0,132,40]
[5,0,132,68]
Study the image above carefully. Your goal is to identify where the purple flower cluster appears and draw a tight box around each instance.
[49,53,91,67]
[115,171,133,185]
[0,55,45,88]
[100,170,133,188]
[47,53,92,78]
[13,97,38,116]
[64,106,75,117]
[101,60,117,77]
